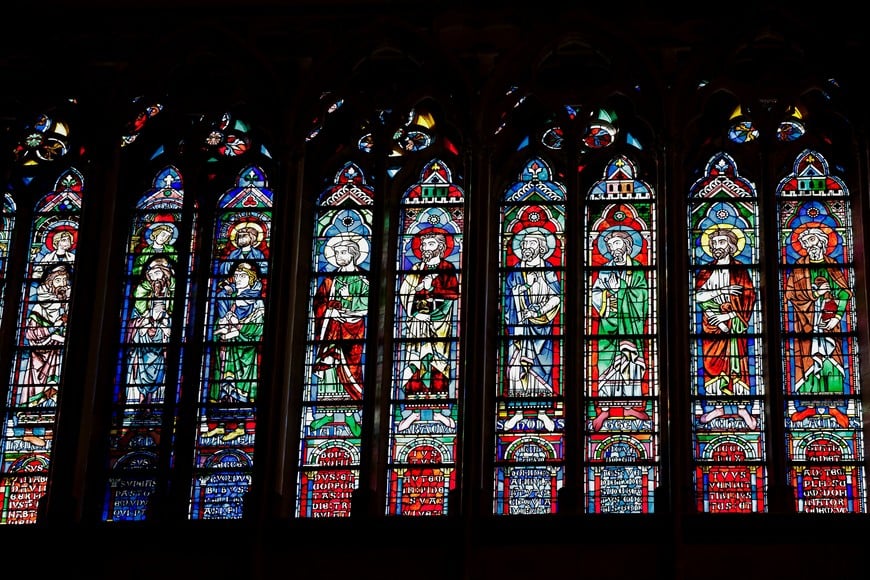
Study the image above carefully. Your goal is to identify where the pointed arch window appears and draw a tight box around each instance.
[584,154,659,514]
[190,164,272,519]
[777,149,866,513]
[297,60,465,515]
[1,167,83,523]
[100,103,275,521]
[687,152,767,513]
[387,159,464,516]
[103,165,194,521]
[491,63,662,512]
[297,162,373,517]
[496,157,566,515]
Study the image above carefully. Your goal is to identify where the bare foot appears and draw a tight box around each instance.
[538,411,555,431]
[592,409,609,431]
[398,411,420,431]
[737,407,757,430]
[504,412,524,430]
[699,407,724,424]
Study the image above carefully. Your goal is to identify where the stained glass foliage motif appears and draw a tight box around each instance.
[688,153,767,513]
[0,169,83,524]
[296,162,374,517]
[190,165,272,520]
[776,149,866,513]
[584,155,659,514]
[103,165,193,522]
[495,158,566,515]
[387,159,464,516]
[0,193,16,324]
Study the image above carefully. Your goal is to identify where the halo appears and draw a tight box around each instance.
[597,226,642,259]
[228,220,265,247]
[791,222,836,256]
[410,226,455,259]
[699,223,746,257]
[144,221,179,246]
[511,226,557,261]
[324,232,369,268]
[45,225,77,252]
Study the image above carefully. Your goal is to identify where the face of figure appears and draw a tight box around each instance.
[606,235,627,261]
[234,270,252,289]
[238,229,258,248]
[146,265,170,296]
[147,265,169,283]
[709,235,733,261]
[420,236,443,261]
[334,244,356,267]
[56,233,73,252]
[49,271,70,298]
[521,237,541,262]
[153,228,172,245]
[800,232,825,261]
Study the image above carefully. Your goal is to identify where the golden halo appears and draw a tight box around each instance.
[700,223,746,257]
[229,220,265,247]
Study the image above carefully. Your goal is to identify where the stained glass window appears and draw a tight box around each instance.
[777,149,866,513]
[296,81,463,517]
[688,152,768,513]
[496,157,566,515]
[584,155,660,514]
[297,162,372,517]
[189,164,272,519]
[1,167,83,524]
[387,159,464,516]
[103,165,193,521]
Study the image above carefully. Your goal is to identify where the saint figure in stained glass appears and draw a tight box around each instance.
[18,264,72,410]
[589,228,649,431]
[784,225,851,428]
[125,256,174,409]
[396,228,459,432]
[503,228,561,432]
[695,226,758,430]
[310,233,369,435]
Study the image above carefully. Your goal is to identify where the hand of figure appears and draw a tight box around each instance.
[707,311,727,325]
